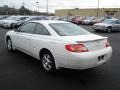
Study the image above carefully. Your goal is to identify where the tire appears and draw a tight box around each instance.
[81,22,84,25]
[94,29,98,32]
[41,51,56,72]
[6,38,13,51]
[10,23,15,29]
[90,22,93,25]
[107,27,112,33]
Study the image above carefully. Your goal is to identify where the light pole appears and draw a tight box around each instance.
[46,0,48,16]
[97,0,99,18]
[36,2,40,16]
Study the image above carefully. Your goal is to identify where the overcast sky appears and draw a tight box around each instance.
[0,0,120,13]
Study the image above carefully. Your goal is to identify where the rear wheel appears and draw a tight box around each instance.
[107,27,112,33]
[41,51,56,72]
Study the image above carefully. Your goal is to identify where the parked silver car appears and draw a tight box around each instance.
[82,17,95,25]
[93,19,120,32]
[2,16,29,28]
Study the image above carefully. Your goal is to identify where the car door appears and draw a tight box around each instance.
[13,22,36,53]
[117,20,120,31]
[113,20,120,30]
[30,23,52,58]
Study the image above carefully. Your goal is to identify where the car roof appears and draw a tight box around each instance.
[29,20,69,24]
[109,18,119,21]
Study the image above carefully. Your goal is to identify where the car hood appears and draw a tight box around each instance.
[4,20,17,23]
[0,20,4,22]
[83,20,92,22]
[61,34,107,43]
[94,23,110,26]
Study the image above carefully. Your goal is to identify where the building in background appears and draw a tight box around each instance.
[55,8,120,18]
[0,5,54,16]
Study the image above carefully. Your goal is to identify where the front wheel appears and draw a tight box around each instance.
[41,51,56,72]
[6,38,13,51]
[10,23,15,29]
[107,27,112,33]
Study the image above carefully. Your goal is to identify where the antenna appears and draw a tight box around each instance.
[22,1,25,7]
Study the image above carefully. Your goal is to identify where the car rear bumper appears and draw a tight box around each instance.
[59,47,112,69]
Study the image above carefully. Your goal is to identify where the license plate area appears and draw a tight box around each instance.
[98,55,105,62]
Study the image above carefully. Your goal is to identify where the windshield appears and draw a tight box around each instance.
[5,16,13,20]
[49,23,90,36]
[19,17,29,20]
[5,16,18,20]
[12,17,20,20]
[102,19,114,24]
[0,16,3,20]
[13,17,29,21]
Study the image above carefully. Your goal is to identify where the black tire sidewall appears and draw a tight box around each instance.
[7,38,13,51]
[107,27,112,33]
[11,23,14,29]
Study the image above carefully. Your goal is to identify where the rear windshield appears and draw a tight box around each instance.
[49,23,90,36]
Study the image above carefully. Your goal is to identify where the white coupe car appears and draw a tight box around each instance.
[5,20,112,72]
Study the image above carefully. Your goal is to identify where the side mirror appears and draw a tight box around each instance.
[14,27,19,32]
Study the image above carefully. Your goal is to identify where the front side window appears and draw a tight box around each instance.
[49,23,90,36]
[34,24,50,35]
[19,23,36,34]
[114,20,120,24]
[103,19,114,24]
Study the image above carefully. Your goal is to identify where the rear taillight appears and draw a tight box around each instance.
[65,44,88,52]
[106,39,110,47]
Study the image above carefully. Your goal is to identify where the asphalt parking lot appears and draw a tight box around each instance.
[0,25,120,90]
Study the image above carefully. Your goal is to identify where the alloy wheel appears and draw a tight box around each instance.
[107,27,111,33]
[7,39,12,50]
[42,54,53,71]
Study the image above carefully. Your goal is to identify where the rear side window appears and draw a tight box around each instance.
[114,20,120,24]
[34,24,50,35]
[19,23,36,34]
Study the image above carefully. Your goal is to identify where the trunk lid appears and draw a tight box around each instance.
[62,34,107,51]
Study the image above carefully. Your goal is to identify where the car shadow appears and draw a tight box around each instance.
[94,30,120,34]
[51,68,104,84]
[11,50,107,85]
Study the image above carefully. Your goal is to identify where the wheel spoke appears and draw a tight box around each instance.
[7,40,12,50]
[47,64,52,69]
[42,54,52,71]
